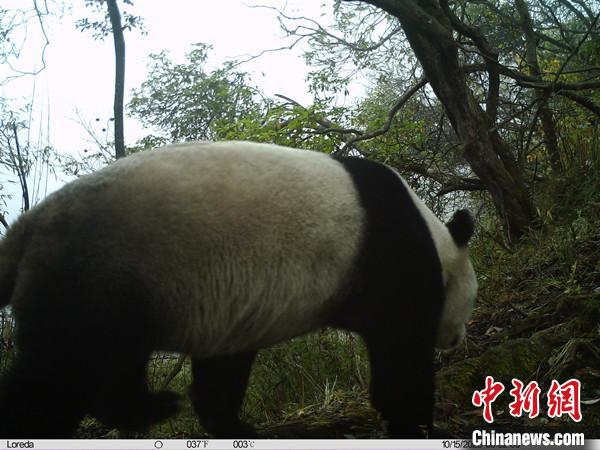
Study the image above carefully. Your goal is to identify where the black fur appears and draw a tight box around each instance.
[330,156,445,437]
[446,209,475,247]
[190,352,257,438]
[0,155,446,439]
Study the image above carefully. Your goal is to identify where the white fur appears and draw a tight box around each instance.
[399,178,478,349]
[24,141,365,357]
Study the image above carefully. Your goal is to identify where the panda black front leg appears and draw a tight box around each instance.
[190,351,257,438]
[364,330,436,438]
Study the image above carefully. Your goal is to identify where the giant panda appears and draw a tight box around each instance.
[0,141,477,438]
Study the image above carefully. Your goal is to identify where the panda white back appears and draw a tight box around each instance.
[25,141,366,356]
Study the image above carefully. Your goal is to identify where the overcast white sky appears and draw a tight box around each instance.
[1,0,345,221]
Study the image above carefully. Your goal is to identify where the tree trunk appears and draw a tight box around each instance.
[353,0,536,241]
[107,0,126,159]
[515,0,561,172]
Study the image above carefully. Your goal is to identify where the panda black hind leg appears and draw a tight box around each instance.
[90,350,182,431]
[0,349,87,437]
[0,285,94,437]
[189,351,257,438]
[7,280,119,438]
[2,258,182,436]
[76,286,182,430]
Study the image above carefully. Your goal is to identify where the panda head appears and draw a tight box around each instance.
[435,209,478,349]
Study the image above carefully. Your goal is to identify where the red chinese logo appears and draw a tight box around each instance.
[472,376,505,423]
[472,377,583,423]
[547,379,582,422]
[509,378,541,419]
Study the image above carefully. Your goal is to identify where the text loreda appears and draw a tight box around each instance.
[5,441,34,448]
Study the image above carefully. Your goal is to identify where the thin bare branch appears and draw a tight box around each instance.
[0,213,9,230]
[464,63,600,92]
[0,3,50,85]
[338,77,428,154]
[32,0,49,71]
[552,12,600,87]
[343,0,454,42]
[473,0,573,51]
[400,158,485,196]
[568,0,596,21]
[436,179,486,196]
[230,35,309,67]
[489,98,540,133]
[556,0,593,26]
[557,90,600,117]
[249,4,402,54]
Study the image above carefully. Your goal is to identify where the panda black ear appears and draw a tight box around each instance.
[446,209,475,247]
